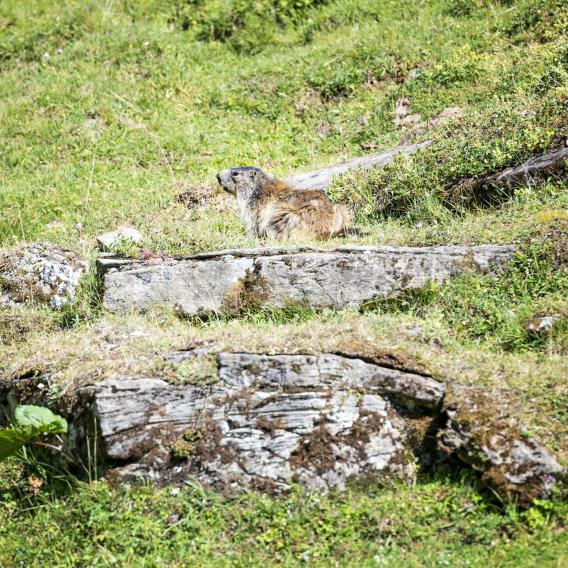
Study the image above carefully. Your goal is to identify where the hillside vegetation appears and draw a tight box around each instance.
[0,0,567,565]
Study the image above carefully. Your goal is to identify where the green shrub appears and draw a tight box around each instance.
[442,0,484,18]
[170,0,330,53]
[0,405,68,462]
[502,0,568,42]
[429,46,488,86]
[329,93,566,221]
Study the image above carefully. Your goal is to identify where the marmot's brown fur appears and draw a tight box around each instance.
[216,167,350,240]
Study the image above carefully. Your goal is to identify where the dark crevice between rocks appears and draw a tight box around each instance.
[330,348,437,379]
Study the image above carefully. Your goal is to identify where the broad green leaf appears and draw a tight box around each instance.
[14,405,68,436]
[0,429,28,460]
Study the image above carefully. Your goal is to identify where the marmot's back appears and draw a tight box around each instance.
[217,167,350,240]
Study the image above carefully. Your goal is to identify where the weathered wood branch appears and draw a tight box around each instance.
[458,146,568,206]
[482,146,568,189]
[285,140,432,191]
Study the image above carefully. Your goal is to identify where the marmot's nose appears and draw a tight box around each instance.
[216,172,222,184]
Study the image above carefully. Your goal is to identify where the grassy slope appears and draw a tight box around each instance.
[1,0,567,565]
[1,474,567,567]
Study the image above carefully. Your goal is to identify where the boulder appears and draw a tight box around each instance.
[438,385,563,507]
[97,244,515,315]
[0,242,86,309]
[57,351,560,504]
[77,352,444,492]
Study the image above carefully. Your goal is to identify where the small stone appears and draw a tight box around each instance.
[96,226,143,251]
[316,121,331,139]
[405,325,423,338]
[525,315,558,335]
[408,68,422,80]
[166,513,180,525]
[394,97,422,127]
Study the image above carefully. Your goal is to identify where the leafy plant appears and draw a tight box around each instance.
[0,405,68,461]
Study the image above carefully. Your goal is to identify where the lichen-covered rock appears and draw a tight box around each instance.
[0,242,86,309]
[5,350,561,505]
[79,352,445,492]
[438,385,562,506]
[98,244,515,315]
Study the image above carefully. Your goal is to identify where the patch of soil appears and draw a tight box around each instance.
[175,182,212,208]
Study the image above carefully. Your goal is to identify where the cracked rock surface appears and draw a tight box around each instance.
[98,244,514,315]
[78,352,445,492]
[63,351,560,503]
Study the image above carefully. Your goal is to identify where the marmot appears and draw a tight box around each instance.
[216,166,350,240]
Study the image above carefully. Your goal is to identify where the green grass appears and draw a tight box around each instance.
[1,0,568,565]
[1,468,567,567]
[0,0,566,251]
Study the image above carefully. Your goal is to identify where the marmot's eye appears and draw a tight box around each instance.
[231,171,238,179]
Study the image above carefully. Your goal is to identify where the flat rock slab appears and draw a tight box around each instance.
[98,244,515,315]
[70,351,560,502]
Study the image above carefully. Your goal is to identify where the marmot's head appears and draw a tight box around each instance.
[217,166,267,200]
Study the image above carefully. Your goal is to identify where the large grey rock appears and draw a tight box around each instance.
[0,242,86,309]
[71,351,561,503]
[285,140,432,191]
[81,352,436,492]
[98,244,515,315]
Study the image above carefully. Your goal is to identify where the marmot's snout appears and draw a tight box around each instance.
[217,169,235,195]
